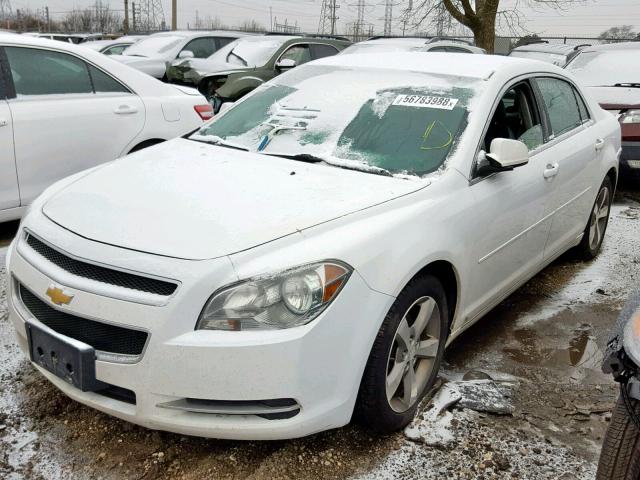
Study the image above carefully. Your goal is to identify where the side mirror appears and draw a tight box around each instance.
[476,139,529,177]
[276,58,297,71]
[486,138,529,169]
[178,50,194,59]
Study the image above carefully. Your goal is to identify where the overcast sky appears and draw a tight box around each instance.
[12,0,640,38]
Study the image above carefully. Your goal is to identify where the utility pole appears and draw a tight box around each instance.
[123,0,129,34]
[171,0,176,30]
[270,6,273,31]
[44,6,50,32]
[382,0,392,36]
[0,0,11,28]
[131,1,136,32]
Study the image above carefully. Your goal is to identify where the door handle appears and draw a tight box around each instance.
[0,118,8,127]
[114,105,138,115]
[543,163,559,179]
[595,138,605,151]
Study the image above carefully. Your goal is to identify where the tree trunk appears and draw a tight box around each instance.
[473,22,495,53]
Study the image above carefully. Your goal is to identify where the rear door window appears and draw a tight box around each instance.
[181,37,217,58]
[5,47,92,95]
[310,44,339,60]
[535,77,585,138]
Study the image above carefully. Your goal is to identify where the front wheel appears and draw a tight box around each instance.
[596,392,640,479]
[578,176,613,260]
[355,275,449,433]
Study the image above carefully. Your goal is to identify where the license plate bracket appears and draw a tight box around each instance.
[26,320,107,392]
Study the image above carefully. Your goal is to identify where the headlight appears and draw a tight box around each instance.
[624,307,640,365]
[196,261,352,331]
[620,109,640,124]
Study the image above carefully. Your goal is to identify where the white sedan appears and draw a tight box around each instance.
[7,53,619,440]
[0,33,213,223]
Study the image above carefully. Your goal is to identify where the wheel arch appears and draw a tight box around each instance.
[606,166,618,191]
[403,260,460,333]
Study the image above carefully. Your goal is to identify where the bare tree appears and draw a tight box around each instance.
[404,0,580,53]
[598,25,636,43]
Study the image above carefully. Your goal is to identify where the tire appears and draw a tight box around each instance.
[355,274,449,433]
[578,176,613,260]
[596,393,640,480]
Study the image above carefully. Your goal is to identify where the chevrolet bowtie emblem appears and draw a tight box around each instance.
[46,285,74,306]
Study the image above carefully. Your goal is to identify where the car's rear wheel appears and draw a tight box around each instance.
[579,176,613,260]
[356,275,448,433]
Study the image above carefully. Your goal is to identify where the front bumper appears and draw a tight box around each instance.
[7,222,392,440]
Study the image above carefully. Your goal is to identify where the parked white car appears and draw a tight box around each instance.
[341,36,485,55]
[0,33,213,222]
[7,53,619,440]
[80,36,146,56]
[111,30,251,80]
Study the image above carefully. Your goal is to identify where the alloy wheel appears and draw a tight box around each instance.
[589,185,610,251]
[385,296,441,413]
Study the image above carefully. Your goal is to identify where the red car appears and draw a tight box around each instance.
[566,42,640,180]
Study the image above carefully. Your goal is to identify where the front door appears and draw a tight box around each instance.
[463,80,553,324]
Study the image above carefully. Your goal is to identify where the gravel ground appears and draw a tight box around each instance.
[0,188,639,480]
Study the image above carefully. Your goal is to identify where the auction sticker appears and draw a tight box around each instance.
[392,94,458,110]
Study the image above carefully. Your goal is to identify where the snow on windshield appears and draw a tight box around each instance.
[124,35,185,57]
[193,65,483,178]
[226,37,289,67]
[566,50,640,86]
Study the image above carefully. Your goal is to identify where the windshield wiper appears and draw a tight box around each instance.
[189,134,249,151]
[613,83,640,88]
[263,153,393,177]
[227,51,248,66]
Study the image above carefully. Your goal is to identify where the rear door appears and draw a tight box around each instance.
[532,76,597,258]
[0,49,19,211]
[4,45,145,205]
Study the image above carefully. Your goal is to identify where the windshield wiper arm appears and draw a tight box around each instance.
[263,153,393,177]
[188,134,249,151]
[228,51,248,66]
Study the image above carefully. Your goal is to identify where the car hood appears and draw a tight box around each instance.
[585,86,640,110]
[42,138,427,260]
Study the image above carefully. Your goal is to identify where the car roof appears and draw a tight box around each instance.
[314,51,563,80]
[579,41,640,52]
[510,42,583,55]
[360,37,427,46]
[152,30,253,39]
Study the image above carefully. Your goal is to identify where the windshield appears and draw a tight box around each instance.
[226,37,289,67]
[123,35,185,57]
[566,50,640,86]
[509,50,568,66]
[191,65,480,178]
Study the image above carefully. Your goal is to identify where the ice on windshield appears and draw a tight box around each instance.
[194,65,480,178]
[226,37,289,67]
[566,51,640,86]
[123,35,185,57]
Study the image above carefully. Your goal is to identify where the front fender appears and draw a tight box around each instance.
[216,72,266,100]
